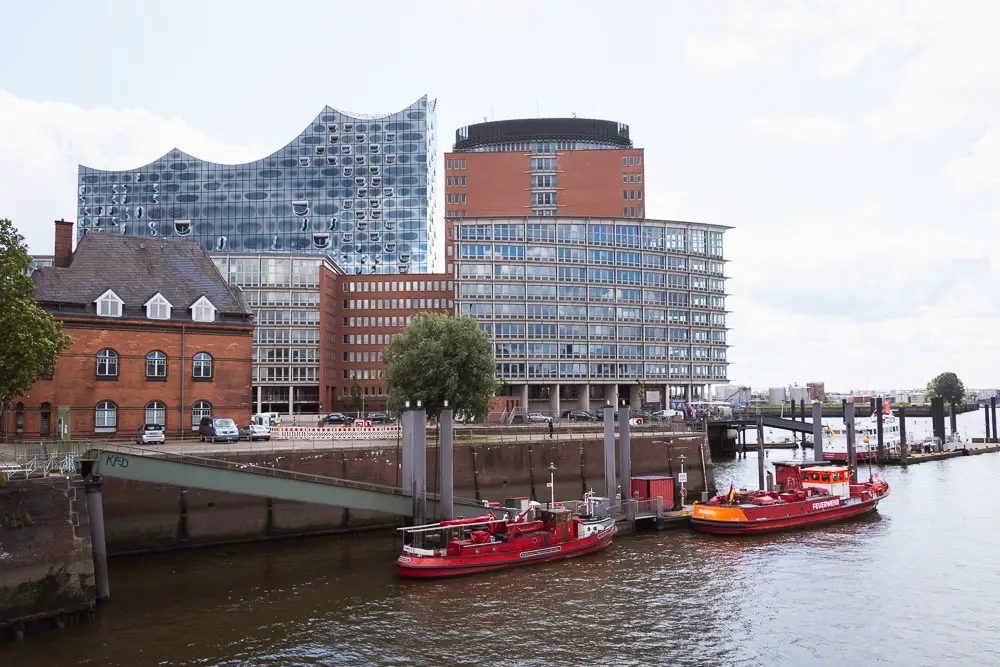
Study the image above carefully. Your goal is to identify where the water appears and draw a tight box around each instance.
[5,436,999,665]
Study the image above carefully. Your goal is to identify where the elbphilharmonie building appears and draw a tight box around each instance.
[77,96,437,274]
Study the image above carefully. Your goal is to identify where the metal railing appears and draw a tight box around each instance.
[0,440,480,506]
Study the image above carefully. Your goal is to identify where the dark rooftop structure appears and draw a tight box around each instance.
[453,117,632,151]
[33,228,251,324]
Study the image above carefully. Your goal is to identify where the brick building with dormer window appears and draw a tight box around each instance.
[7,221,254,440]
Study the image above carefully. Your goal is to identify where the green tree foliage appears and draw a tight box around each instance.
[0,219,71,438]
[926,372,966,405]
[350,377,363,416]
[384,313,498,420]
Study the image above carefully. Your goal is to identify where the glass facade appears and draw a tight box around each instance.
[78,97,437,275]
[452,216,729,407]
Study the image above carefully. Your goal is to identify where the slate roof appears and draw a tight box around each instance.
[32,233,251,322]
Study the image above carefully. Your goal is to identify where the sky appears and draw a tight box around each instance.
[1,0,999,392]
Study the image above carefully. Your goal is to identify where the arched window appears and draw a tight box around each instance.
[146,351,167,379]
[40,402,51,437]
[192,400,212,429]
[15,402,24,436]
[96,349,119,378]
[145,401,166,426]
[192,352,213,379]
[95,401,117,432]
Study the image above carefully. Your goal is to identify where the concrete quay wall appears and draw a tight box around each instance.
[0,477,96,636]
[100,434,712,554]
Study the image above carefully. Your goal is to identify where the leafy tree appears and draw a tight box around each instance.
[384,313,498,421]
[0,219,70,440]
[350,376,363,416]
[926,372,966,405]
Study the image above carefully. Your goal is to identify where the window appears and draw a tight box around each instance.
[95,289,124,317]
[95,401,117,432]
[192,401,212,429]
[145,293,173,320]
[145,401,166,426]
[39,402,51,437]
[193,352,213,379]
[96,349,118,378]
[14,402,24,436]
[191,296,217,322]
[146,351,167,379]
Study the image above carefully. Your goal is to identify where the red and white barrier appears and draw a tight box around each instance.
[273,425,402,441]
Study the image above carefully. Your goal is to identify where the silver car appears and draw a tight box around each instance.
[136,423,166,445]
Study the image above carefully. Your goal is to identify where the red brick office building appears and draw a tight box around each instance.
[9,222,254,440]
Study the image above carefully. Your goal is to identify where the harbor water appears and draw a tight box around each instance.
[3,412,998,666]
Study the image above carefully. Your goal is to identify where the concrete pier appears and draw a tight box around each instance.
[84,480,110,602]
[603,406,616,499]
[439,408,454,520]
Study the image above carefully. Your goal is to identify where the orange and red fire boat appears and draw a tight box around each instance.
[691,462,889,535]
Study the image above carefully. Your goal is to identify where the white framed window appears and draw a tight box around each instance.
[191,296,217,323]
[96,349,118,378]
[145,293,173,320]
[145,401,166,426]
[192,352,213,379]
[95,401,117,432]
[146,351,167,379]
[95,289,124,318]
[192,401,212,429]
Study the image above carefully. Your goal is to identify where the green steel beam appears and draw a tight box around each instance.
[89,450,482,517]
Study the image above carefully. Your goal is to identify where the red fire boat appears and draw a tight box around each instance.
[691,462,889,535]
[396,493,616,579]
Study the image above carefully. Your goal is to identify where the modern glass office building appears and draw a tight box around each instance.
[77,96,437,275]
[449,216,729,414]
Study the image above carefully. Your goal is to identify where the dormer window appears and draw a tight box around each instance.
[95,289,124,317]
[191,296,217,323]
[144,293,173,320]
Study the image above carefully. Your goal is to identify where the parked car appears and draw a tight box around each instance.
[199,416,239,443]
[135,423,166,445]
[567,410,598,422]
[526,412,552,423]
[239,423,271,441]
[652,409,680,421]
[323,412,351,425]
[367,412,392,424]
[596,411,620,422]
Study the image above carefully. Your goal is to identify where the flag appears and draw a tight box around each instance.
[727,483,735,504]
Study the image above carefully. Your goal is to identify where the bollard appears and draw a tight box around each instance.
[439,408,454,520]
[986,403,991,445]
[876,398,885,463]
[603,406,616,501]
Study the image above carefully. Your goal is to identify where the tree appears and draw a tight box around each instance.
[0,219,71,440]
[350,376,363,417]
[384,313,498,421]
[926,372,966,405]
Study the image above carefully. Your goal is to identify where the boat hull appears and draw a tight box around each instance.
[691,495,885,535]
[396,524,615,579]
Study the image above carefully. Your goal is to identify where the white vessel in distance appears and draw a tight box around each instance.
[823,399,901,461]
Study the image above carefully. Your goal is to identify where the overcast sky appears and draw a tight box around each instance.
[1,1,998,392]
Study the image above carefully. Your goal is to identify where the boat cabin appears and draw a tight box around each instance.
[800,465,851,498]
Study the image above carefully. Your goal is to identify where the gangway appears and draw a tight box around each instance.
[78,445,483,518]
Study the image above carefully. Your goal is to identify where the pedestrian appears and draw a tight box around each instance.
[548,419,554,439]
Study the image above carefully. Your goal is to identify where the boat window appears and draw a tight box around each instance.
[810,473,820,481]
[801,472,809,481]
[821,473,831,482]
